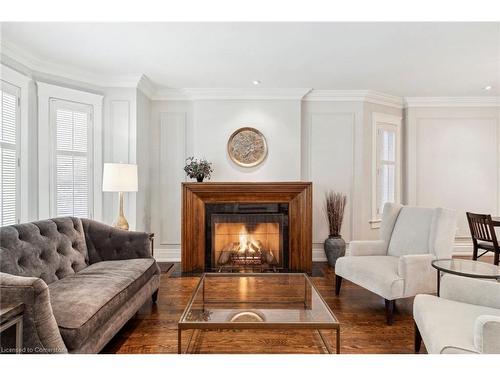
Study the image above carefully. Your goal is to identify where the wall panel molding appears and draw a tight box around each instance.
[406,108,500,247]
[158,112,187,246]
[303,112,356,247]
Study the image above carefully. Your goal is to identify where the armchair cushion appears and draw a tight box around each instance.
[414,294,500,354]
[388,207,435,256]
[440,274,500,310]
[48,258,159,351]
[335,256,403,300]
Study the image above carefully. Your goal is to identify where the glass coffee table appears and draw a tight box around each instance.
[431,259,500,296]
[178,273,340,354]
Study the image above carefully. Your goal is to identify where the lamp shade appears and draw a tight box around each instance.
[102,163,138,192]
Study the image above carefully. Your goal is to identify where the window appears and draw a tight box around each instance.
[50,99,93,218]
[371,113,401,228]
[0,81,20,226]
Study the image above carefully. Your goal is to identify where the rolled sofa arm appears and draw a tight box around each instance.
[0,272,67,354]
[348,240,387,256]
[398,254,436,296]
[81,219,152,264]
[474,315,500,354]
[440,274,500,310]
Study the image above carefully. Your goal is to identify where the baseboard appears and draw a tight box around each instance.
[153,247,181,262]
[154,240,474,263]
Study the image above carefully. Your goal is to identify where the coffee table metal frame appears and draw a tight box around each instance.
[431,258,500,296]
[178,272,340,354]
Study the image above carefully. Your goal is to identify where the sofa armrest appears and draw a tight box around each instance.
[440,274,500,310]
[474,315,500,354]
[0,272,67,354]
[397,254,435,296]
[81,219,152,264]
[348,240,387,256]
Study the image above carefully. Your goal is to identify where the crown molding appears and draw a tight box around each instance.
[365,90,404,109]
[1,38,145,92]
[152,88,191,101]
[303,89,404,108]
[136,75,156,98]
[183,88,312,101]
[404,96,500,108]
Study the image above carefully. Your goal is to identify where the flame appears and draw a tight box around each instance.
[239,226,248,252]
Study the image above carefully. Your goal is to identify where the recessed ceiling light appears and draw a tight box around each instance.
[252,80,261,85]
[484,85,493,90]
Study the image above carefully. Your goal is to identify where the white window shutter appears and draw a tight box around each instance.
[0,87,19,226]
[53,103,92,218]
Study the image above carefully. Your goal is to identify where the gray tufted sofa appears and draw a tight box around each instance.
[0,217,160,354]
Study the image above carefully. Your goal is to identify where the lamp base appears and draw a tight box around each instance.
[113,214,129,231]
[113,191,129,230]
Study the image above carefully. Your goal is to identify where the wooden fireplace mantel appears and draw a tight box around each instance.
[181,182,312,273]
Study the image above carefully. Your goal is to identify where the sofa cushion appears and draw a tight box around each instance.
[413,294,500,354]
[388,207,434,256]
[48,258,157,351]
[335,255,403,300]
[0,217,89,284]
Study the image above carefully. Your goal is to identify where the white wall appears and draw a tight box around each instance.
[149,98,303,261]
[301,101,362,260]
[405,105,500,251]
[150,96,402,261]
[136,89,151,232]
[102,88,138,229]
[192,100,302,181]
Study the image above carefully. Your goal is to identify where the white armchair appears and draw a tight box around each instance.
[335,202,458,324]
[414,274,500,353]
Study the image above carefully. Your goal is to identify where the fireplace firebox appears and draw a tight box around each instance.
[205,203,289,271]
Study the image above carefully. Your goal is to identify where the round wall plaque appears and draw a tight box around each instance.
[227,127,268,167]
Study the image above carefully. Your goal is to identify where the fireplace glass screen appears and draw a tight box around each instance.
[206,204,288,271]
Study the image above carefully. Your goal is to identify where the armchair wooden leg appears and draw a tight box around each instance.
[152,289,159,303]
[335,275,342,296]
[414,321,422,353]
[472,245,478,261]
[494,250,499,266]
[385,299,395,325]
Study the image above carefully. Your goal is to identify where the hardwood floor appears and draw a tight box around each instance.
[102,257,492,354]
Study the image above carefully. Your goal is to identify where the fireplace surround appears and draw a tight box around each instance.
[181,182,312,273]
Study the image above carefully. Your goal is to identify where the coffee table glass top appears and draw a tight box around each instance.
[432,259,500,279]
[179,273,338,326]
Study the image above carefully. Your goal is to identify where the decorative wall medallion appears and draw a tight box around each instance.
[227,127,268,167]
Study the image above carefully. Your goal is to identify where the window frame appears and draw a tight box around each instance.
[0,80,21,225]
[371,112,402,229]
[37,82,103,221]
[49,99,94,218]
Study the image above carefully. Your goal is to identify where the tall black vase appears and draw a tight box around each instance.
[324,235,346,267]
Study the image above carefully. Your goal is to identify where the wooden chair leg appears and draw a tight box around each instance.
[472,245,478,261]
[385,299,395,325]
[414,321,422,353]
[335,275,342,296]
[494,250,499,266]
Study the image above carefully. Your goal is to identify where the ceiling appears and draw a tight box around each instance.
[1,22,499,97]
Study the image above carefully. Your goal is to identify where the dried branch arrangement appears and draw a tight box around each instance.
[324,191,347,237]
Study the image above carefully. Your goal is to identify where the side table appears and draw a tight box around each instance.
[431,259,500,296]
[0,303,24,354]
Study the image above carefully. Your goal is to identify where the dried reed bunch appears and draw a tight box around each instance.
[324,191,347,237]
